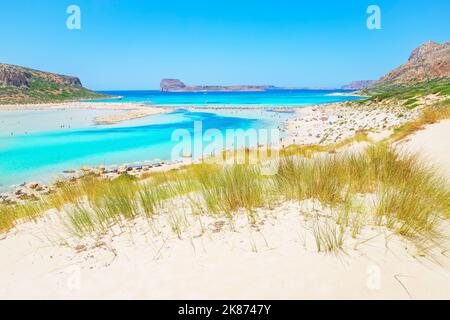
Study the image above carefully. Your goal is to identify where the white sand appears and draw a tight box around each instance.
[0,114,449,300]
[397,119,450,179]
[0,101,173,125]
[94,107,171,125]
[0,199,449,300]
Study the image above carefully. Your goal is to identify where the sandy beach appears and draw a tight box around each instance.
[281,102,420,146]
[0,101,173,125]
[1,196,449,299]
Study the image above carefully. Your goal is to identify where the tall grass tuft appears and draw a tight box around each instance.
[391,102,450,141]
[0,201,47,233]
[195,164,267,222]
[313,220,345,253]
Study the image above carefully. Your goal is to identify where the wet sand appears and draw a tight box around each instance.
[0,101,173,125]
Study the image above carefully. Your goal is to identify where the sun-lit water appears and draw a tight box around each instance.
[0,109,281,190]
[95,89,362,106]
[0,90,362,191]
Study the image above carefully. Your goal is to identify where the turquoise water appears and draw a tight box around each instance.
[0,90,362,191]
[0,109,274,190]
[95,89,362,106]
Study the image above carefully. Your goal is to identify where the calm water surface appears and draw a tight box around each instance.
[0,90,362,190]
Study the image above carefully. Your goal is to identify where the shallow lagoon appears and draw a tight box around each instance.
[0,90,362,190]
[0,108,284,190]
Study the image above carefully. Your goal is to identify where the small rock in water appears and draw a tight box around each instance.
[81,166,93,172]
[25,182,40,190]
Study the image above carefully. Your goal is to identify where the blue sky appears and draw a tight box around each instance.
[0,0,449,90]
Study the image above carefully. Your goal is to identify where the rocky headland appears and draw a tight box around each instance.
[365,41,450,94]
[0,63,106,104]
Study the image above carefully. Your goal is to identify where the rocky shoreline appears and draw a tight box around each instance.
[281,100,421,146]
[0,159,193,205]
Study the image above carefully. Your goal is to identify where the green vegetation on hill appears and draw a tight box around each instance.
[0,83,106,104]
[0,63,107,104]
[362,78,450,102]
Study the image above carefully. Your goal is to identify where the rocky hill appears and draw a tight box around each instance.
[370,41,450,90]
[341,80,377,90]
[0,63,106,104]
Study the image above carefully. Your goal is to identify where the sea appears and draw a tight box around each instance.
[0,90,362,191]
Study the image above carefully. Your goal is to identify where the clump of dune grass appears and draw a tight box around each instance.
[280,131,370,157]
[138,183,166,219]
[391,102,450,141]
[0,205,15,232]
[194,164,268,223]
[0,201,48,233]
[312,220,345,253]
[64,203,98,239]
[46,175,109,210]
[64,175,141,237]
[274,143,449,253]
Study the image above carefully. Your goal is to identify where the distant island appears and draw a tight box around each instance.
[160,79,278,92]
[160,79,336,92]
[0,63,107,104]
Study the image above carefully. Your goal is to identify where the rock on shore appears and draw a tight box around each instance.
[282,100,420,146]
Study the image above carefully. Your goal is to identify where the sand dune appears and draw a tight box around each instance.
[0,200,449,299]
[397,119,450,179]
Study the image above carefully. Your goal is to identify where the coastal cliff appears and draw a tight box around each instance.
[359,41,450,99]
[0,63,106,104]
[365,41,450,94]
[378,41,450,86]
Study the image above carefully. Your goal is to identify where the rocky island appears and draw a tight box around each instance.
[160,78,287,92]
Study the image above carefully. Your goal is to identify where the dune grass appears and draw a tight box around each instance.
[0,202,46,232]
[196,164,269,222]
[313,221,345,253]
[0,141,449,255]
[280,131,370,158]
[391,100,450,141]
